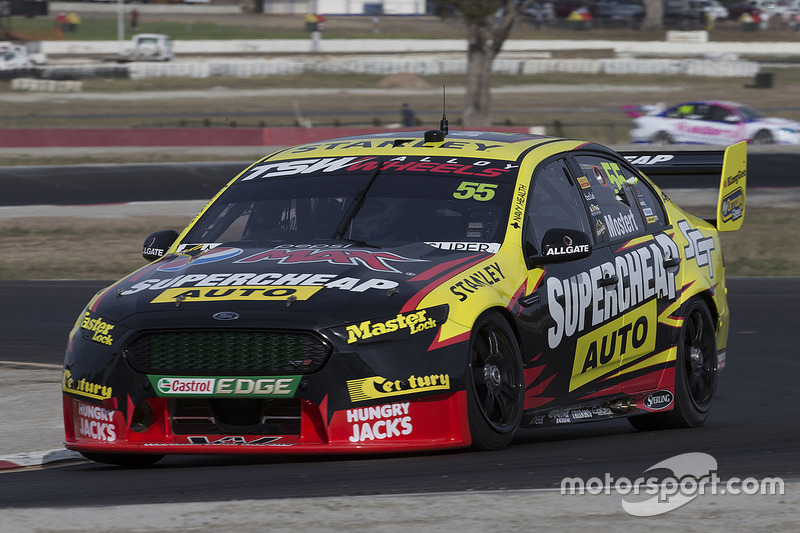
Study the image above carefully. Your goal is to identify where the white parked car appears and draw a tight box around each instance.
[628,100,800,145]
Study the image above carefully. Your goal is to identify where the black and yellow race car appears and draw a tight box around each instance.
[62,130,746,466]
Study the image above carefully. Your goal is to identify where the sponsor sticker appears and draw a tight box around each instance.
[150,376,302,398]
[76,401,117,442]
[334,307,446,345]
[345,402,413,443]
[643,390,674,411]
[347,374,450,402]
[80,311,115,346]
[62,370,113,400]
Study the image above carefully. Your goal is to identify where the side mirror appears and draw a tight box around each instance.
[142,229,179,262]
[527,228,592,266]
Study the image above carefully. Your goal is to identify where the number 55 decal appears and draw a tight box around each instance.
[453,181,498,201]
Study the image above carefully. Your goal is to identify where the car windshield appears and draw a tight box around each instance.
[736,105,765,120]
[181,156,517,248]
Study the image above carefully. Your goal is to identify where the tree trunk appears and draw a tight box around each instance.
[641,0,664,31]
[463,22,495,128]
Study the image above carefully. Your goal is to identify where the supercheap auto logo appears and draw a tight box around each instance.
[347,373,450,402]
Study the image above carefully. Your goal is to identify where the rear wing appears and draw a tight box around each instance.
[619,141,747,232]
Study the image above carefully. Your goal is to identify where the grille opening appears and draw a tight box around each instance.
[170,398,301,435]
[124,329,331,376]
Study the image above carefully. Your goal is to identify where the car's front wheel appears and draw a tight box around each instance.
[629,299,717,431]
[651,131,674,145]
[752,129,774,144]
[466,311,524,450]
[80,452,164,467]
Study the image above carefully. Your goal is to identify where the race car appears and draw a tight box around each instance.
[62,129,747,466]
[627,100,800,145]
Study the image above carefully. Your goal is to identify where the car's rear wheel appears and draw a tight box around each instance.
[80,452,164,467]
[752,129,774,144]
[651,131,674,145]
[466,312,524,450]
[629,299,717,431]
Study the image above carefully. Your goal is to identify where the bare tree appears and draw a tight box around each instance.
[641,0,664,31]
[433,0,537,127]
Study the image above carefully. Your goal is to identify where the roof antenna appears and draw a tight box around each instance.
[440,85,449,136]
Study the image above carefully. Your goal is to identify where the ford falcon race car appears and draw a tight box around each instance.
[627,100,800,145]
[63,130,746,466]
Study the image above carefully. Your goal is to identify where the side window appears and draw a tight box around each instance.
[572,154,646,244]
[526,158,590,252]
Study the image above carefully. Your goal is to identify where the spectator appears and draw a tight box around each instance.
[66,12,81,33]
[130,8,139,32]
[401,103,416,127]
[55,12,68,31]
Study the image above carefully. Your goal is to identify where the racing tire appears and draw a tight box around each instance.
[80,452,164,467]
[465,312,524,451]
[651,131,674,146]
[628,299,717,431]
[752,130,774,144]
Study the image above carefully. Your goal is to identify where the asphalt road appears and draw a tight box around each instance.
[0,277,797,511]
[0,149,798,206]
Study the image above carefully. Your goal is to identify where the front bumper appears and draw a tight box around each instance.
[64,391,470,455]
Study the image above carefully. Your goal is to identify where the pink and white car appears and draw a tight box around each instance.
[627,100,800,145]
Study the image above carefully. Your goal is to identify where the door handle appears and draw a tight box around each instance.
[663,257,681,268]
[598,275,619,287]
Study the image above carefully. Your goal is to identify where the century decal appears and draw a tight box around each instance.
[347,374,450,402]
[547,234,679,349]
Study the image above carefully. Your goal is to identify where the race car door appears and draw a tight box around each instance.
[522,156,618,406]
[569,151,678,396]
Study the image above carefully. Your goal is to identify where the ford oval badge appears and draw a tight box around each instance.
[213,311,240,321]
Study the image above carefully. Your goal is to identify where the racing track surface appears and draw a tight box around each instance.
[0,151,798,206]
[0,277,797,508]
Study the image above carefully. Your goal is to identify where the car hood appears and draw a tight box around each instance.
[755,117,800,130]
[89,242,499,330]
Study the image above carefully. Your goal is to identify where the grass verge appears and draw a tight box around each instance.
[0,207,794,280]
